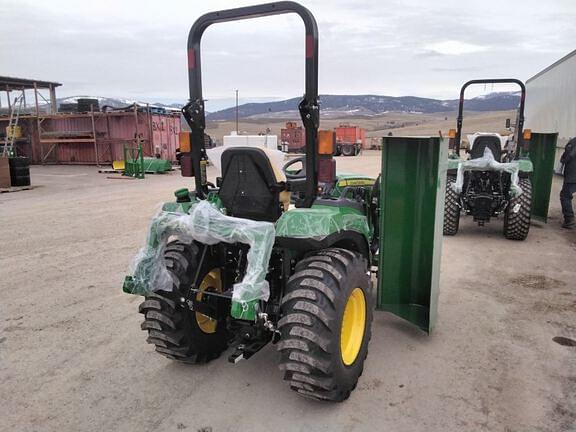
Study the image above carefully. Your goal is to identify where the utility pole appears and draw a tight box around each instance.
[235,89,239,133]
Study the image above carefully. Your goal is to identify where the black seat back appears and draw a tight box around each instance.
[219,147,282,222]
[470,136,502,161]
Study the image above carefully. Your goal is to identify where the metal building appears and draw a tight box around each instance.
[526,49,576,172]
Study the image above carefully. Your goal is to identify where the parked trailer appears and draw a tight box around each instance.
[280,121,365,156]
[526,49,576,173]
[334,124,365,156]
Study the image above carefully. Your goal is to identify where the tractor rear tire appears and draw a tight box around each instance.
[503,177,532,240]
[278,248,373,402]
[443,176,460,236]
[138,240,228,363]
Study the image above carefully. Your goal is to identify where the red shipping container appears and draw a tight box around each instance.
[0,110,182,165]
[280,122,305,152]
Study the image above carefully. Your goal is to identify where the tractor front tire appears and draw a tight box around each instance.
[139,240,228,363]
[278,248,373,402]
[503,177,532,240]
[443,176,460,235]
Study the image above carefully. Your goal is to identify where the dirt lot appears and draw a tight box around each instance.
[1,152,575,432]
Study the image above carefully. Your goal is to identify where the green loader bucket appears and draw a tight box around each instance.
[377,136,447,333]
[529,133,558,223]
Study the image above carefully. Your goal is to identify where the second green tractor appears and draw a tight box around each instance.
[444,78,534,240]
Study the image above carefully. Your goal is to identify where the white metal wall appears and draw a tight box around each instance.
[526,50,576,172]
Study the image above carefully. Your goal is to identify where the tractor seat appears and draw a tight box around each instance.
[219,147,290,222]
[470,136,502,161]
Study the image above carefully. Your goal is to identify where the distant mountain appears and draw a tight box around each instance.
[457,92,521,111]
[206,92,521,121]
[11,92,518,119]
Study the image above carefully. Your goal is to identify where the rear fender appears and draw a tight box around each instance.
[275,230,369,259]
[275,205,370,259]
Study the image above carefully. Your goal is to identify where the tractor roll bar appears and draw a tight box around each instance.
[183,2,319,207]
[455,78,526,159]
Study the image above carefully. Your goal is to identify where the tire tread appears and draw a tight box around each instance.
[278,248,373,402]
[138,240,227,364]
[503,178,532,240]
[443,176,460,235]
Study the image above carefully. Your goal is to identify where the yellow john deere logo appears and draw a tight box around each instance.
[338,179,374,187]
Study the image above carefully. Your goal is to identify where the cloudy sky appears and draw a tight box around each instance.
[1,0,575,110]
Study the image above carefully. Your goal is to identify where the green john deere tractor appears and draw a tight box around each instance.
[444,79,535,240]
[123,1,445,402]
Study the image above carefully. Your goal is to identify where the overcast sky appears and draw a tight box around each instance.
[1,0,575,110]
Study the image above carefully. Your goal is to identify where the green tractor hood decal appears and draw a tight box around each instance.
[330,173,375,198]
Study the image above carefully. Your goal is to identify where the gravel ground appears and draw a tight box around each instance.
[1,151,575,432]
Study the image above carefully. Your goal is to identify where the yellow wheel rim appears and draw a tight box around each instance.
[195,269,222,334]
[340,287,366,366]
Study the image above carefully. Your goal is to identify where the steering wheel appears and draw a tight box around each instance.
[282,156,307,180]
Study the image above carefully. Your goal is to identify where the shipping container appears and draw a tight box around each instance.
[0,110,181,165]
[280,122,305,152]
